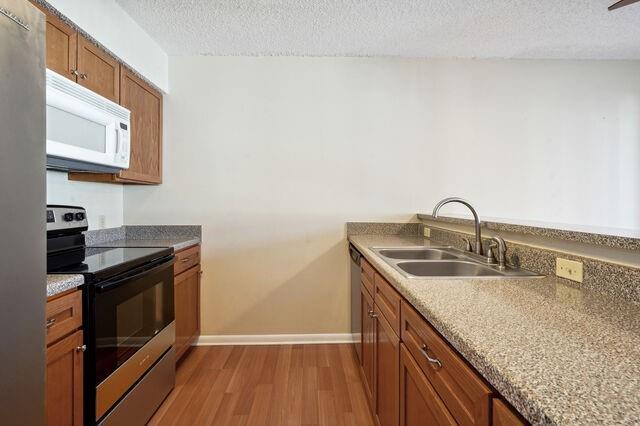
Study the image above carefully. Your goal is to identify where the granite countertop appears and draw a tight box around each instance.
[46,274,84,298]
[349,234,640,425]
[90,237,200,252]
[46,233,200,298]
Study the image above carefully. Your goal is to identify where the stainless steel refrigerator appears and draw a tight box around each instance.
[0,0,46,424]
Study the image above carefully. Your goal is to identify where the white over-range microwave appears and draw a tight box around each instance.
[46,69,131,172]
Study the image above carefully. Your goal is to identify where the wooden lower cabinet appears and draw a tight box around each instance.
[46,290,84,426]
[373,305,400,426]
[46,329,84,426]
[361,284,376,408]
[493,399,526,426]
[174,256,201,361]
[400,344,456,426]
[356,255,528,426]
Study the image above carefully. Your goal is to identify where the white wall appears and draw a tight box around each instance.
[124,56,640,335]
[45,0,169,92]
[47,170,123,230]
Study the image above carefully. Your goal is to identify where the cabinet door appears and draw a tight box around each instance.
[493,399,526,426]
[374,304,399,426]
[30,2,77,80]
[175,266,201,360]
[361,284,375,408]
[47,330,84,426]
[76,35,119,102]
[400,344,456,426]
[118,66,163,183]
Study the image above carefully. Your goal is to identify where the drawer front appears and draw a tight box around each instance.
[401,301,492,425]
[361,258,375,285]
[400,344,456,426]
[174,245,200,275]
[46,290,82,346]
[362,270,374,298]
[374,273,401,336]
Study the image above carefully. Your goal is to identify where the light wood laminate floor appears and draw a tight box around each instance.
[148,344,375,425]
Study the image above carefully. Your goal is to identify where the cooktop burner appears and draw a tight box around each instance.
[48,246,173,283]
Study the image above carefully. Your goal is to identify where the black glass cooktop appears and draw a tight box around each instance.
[48,246,173,282]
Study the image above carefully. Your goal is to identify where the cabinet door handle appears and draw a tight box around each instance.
[420,344,442,369]
[76,345,87,352]
[45,318,56,328]
[368,309,378,318]
[79,73,88,80]
[70,69,80,76]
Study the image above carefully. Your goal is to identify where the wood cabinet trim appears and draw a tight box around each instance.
[46,290,82,346]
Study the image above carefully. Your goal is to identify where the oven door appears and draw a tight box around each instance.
[93,256,175,420]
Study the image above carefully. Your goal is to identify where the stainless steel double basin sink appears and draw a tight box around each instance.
[372,247,541,279]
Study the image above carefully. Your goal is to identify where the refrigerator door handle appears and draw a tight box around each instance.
[0,6,30,30]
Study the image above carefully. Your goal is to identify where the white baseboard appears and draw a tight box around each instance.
[195,333,355,346]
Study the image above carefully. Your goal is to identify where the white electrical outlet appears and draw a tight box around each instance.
[98,215,106,229]
[423,227,431,238]
[556,258,583,283]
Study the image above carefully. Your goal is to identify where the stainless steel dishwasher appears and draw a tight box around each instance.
[349,244,362,362]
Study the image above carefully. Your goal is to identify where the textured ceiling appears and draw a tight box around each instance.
[115,0,640,59]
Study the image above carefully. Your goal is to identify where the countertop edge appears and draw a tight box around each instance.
[46,274,84,298]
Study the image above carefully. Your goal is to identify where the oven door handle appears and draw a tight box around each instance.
[95,256,176,293]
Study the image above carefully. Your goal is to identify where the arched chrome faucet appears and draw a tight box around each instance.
[432,197,483,255]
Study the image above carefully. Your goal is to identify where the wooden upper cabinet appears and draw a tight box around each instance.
[76,35,119,102]
[118,66,163,183]
[31,2,77,80]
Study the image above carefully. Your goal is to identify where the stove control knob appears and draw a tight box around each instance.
[75,212,85,221]
[63,212,74,222]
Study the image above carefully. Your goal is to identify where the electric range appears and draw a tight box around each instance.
[46,205,176,425]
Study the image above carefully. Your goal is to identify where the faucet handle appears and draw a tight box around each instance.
[462,237,472,252]
[486,243,498,264]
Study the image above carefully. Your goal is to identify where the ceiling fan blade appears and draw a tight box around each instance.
[609,0,640,10]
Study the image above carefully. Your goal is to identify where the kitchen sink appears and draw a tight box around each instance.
[397,260,503,277]
[377,248,459,260]
[371,246,542,279]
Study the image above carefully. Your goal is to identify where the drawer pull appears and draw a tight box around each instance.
[181,258,190,262]
[368,310,378,318]
[76,345,87,352]
[420,344,442,369]
[46,318,56,328]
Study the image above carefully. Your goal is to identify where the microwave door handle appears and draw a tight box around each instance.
[115,127,121,154]
[96,256,176,293]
